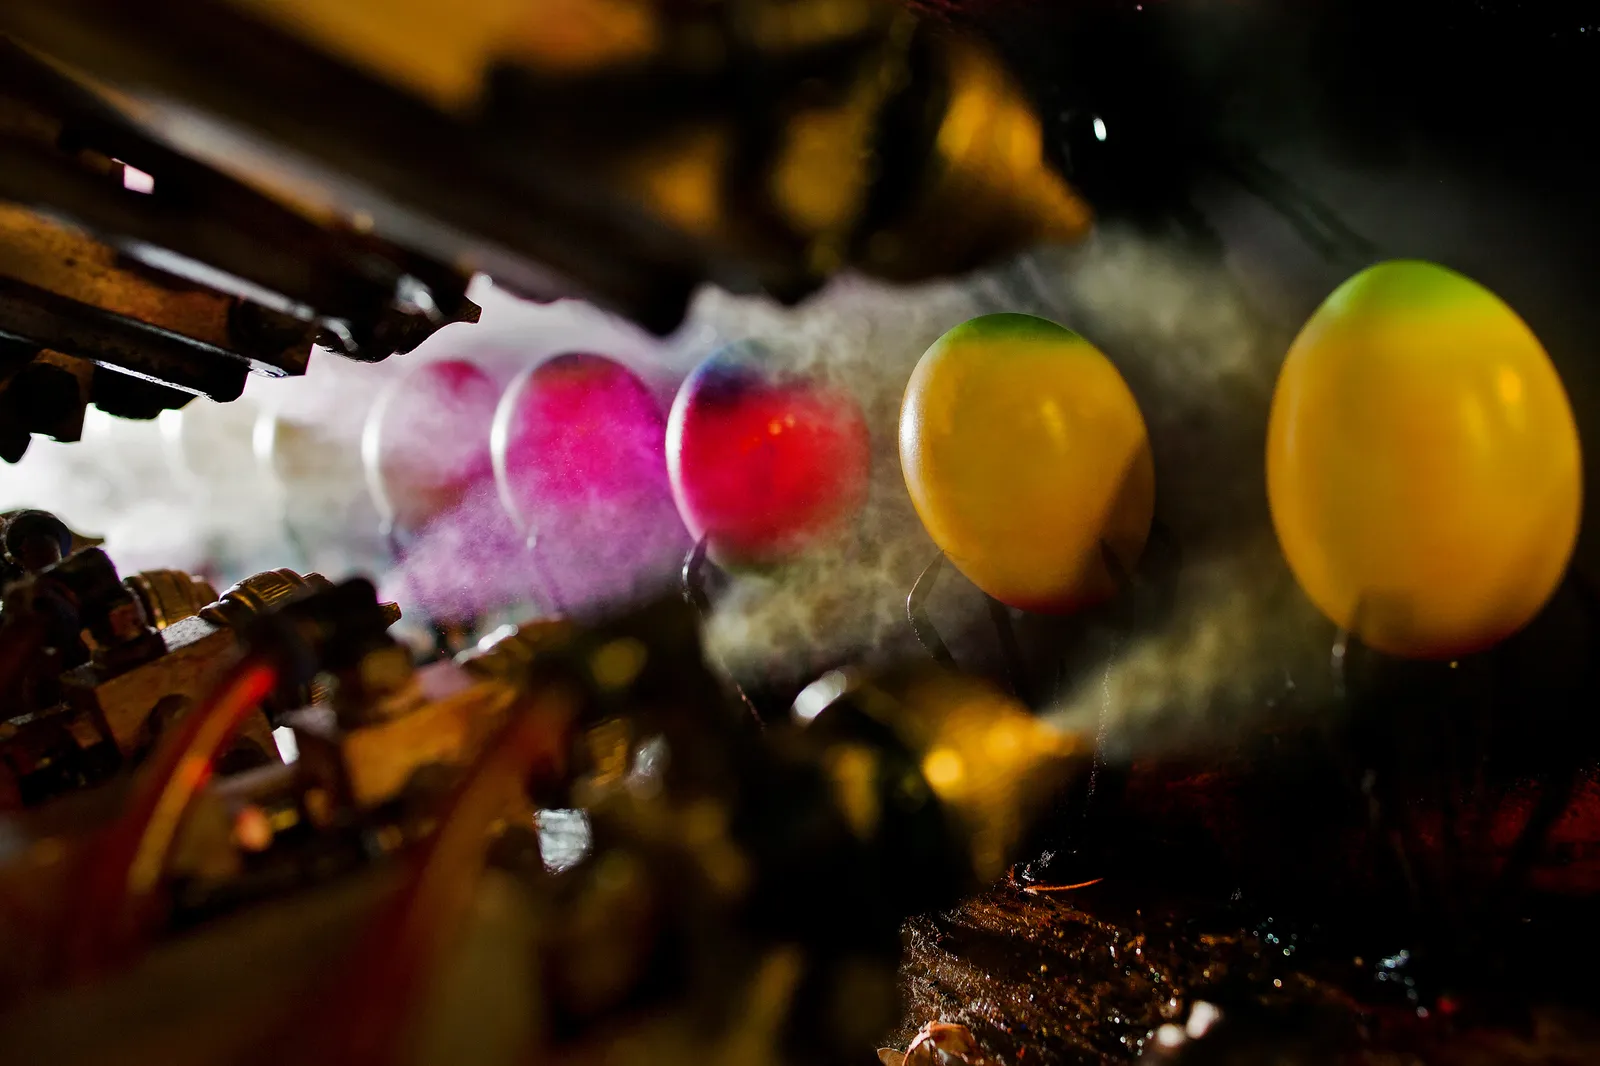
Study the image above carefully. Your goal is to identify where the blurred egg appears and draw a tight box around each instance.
[361,359,501,533]
[1267,260,1581,658]
[361,358,532,622]
[251,356,375,517]
[492,352,687,609]
[81,404,177,495]
[248,355,396,578]
[666,341,871,565]
[899,313,1154,612]
[160,397,264,496]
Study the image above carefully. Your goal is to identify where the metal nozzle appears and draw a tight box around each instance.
[200,569,334,629]
[199,569,401,631]
[124,569,220,630]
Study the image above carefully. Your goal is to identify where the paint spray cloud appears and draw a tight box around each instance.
[686,229,1334,752]
[0,237,1336,756]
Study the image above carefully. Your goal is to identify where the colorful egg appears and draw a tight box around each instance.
[361,359,530,621]
[362,359,500,533]
[899,313,1154,612]
[492,352,687,608]
[666,341,871,565]
[1267,260,1582,659]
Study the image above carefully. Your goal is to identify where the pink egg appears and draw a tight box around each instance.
[384,490,532,623]
[363,359,501,533]
[363,359,530,621]
[492,352,687,609]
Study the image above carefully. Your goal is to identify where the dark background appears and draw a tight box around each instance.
[953,0,1600,569]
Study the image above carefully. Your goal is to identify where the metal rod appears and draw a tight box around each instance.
[907,549,956,668]
[986,595,1030,705]
[681,535,762,726]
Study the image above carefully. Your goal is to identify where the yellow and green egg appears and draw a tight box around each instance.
[896,261,1583,662]
[899,313,1155,613]
[1267,260,1581,658]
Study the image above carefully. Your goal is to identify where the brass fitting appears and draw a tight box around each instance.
[456,618,575,684]
[199,569,402,632]
[198,568,335,629]
[124,569,220,630]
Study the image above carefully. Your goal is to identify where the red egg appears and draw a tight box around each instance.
[666,342,871,565]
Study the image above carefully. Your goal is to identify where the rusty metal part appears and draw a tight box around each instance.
[0,607,276,809]
[198,569,399,716]
[65,616,222,754]
[286,658,520,809]
[0,40,480,353]
[0,39,478,459]
[1,536,400,809]
[1,509,72,574]
[58,614,275,760]
[0,0,1087,334]
[123,569,219,631]
[0,271,252,402]
[455,619,575,683]
[0,346,90,456]
[0,203,316,379]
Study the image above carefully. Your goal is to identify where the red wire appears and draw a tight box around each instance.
[1022,878,1105,894]
[62,656,279,978]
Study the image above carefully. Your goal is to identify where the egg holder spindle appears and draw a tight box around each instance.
[906,550,1034,706]
[681,534,765,726]
[1315,570,1600,1012]
[892,263,1594,970]
[378,524,476,660]
[906,513,1183,700]
[904,523,1183,890]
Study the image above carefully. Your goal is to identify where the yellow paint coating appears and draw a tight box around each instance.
[1267,261,1582,658]
[900,314,1155,612]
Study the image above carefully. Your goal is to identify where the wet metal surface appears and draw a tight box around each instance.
[895,882,1600,1064]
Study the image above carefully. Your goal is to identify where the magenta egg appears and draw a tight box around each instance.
[667,341,871,566]
[492,352,687,609]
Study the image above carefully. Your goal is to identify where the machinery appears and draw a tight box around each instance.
[0,508,1079,1065]
[0,0,1087,461]
[0,5,1098,1057]
[0,507,408,807]
[6,500,1597,1064]
[0,37,482,462]
[3,1,1600,1064]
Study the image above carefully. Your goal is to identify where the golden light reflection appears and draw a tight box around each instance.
[1498,366,1525,408]
[920,748,966,794]
[894,673,1083,883]
[983,719,1025,761]
[826,744,881,839]
[589,637,648,691]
